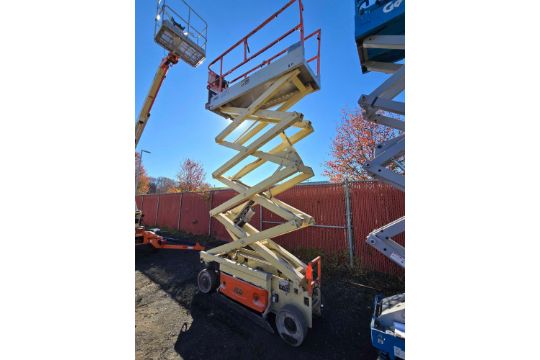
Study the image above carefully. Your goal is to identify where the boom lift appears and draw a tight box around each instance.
[135,53,179,148]
[135,0,207,251]
[196,0,322,347]
[355,1,405,359]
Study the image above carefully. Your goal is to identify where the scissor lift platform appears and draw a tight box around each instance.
[206,43,320,115]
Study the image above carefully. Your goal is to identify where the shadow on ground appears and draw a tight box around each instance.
[136,239,402,360]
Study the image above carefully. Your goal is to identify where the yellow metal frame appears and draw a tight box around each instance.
[201,68,321,328]
[135,53,178,147]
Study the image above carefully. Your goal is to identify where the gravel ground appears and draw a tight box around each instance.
[135,236,403,360]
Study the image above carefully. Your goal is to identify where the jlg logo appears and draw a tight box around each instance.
[233,287,243,295]
[383,0,404,13]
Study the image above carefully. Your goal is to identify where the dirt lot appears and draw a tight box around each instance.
[135,233,404,360]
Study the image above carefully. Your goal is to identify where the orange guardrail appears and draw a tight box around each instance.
[306,255,321,295]
[207,0,321,94]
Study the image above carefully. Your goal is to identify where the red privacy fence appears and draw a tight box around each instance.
[136,181,404,276]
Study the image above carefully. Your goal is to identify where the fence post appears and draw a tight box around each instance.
[208,190,214,236]
[155,194,161,227]
[344,179,354,267]
[176,193,183,231]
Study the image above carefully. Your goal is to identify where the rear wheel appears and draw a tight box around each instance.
[276,304,308,347]
[197,268,218,294]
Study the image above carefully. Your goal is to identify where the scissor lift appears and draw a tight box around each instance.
[135,0,207,251]
[355,0,405,359]
[197,0,322,347]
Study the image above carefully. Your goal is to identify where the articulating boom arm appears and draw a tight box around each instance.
[135,52,179,146]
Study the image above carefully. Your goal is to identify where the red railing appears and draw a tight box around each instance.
[207,0,321,94]
[306,255,321,295]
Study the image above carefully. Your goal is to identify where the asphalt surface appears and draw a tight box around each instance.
[135,238,403,360]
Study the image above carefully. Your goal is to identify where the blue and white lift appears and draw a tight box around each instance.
[355,1,405,359]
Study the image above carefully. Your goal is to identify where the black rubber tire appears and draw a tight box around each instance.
[276,304,308,347]
[197,268,218,294]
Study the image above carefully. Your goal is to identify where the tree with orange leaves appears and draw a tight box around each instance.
[135,152,150,195]
[323,108,401,182]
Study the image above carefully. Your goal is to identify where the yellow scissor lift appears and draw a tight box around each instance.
[196,0,322,347]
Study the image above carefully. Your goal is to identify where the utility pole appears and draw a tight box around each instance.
[137,149,151,194]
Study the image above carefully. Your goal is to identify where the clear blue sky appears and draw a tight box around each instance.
[136,0,390,186]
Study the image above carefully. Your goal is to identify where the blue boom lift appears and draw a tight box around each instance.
[355,1,405,359]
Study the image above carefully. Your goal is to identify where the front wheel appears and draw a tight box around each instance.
[276,304,308,347]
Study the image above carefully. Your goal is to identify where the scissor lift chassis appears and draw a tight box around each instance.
[199,43,322,347]
[371,294,405,360]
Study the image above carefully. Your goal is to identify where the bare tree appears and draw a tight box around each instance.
[155,176,177,193]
